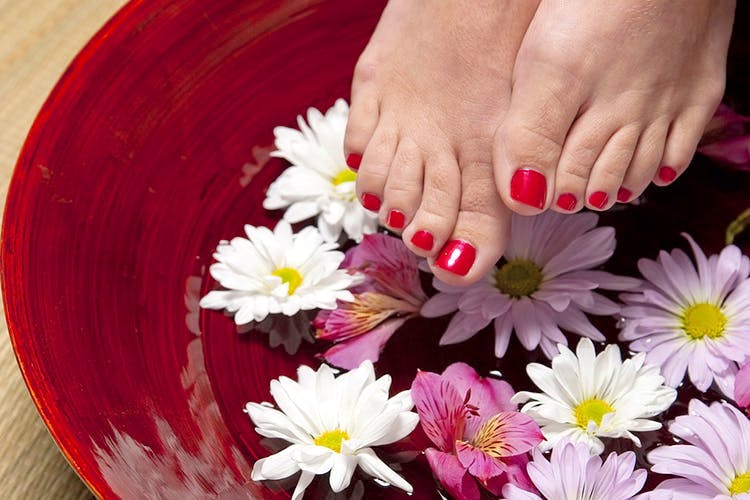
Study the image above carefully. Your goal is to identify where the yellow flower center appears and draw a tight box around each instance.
[271,267,303,295]
[682,302,726,340]
[574,398,614,429]
[494,259,543,298]
[332,168,357,186]
[729,471,750,495]
[314,429,349,453]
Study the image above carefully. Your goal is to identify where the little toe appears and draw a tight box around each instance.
[430,144,510,285]
[381,137,424,231]
[344,81,380,170]
[402,149,461,257]
[584,124,641,210]
[656,107,718,187]
[355,119,398,213]
[619,121,669,201]
[494,61,583,215]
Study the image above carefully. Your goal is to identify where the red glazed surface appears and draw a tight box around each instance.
[4,0,750,498]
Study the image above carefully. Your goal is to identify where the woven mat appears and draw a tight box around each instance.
[0,1,126,498]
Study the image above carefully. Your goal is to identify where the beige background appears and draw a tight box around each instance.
[0,1,126,498]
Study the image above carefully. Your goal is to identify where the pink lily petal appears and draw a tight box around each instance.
[425,448,480,500]
[735,361,750,408]
[699,135,750,169]
[455,441,507,485]
[319,318,406,370]
[411,371,467,452]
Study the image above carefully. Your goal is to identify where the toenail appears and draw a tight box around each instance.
[617,187,632,203]
[386,209,406,229]
[435,239,476,276]
[658,166,677,183]
[360,192,381,212]
[411,230,434,251]
[346,153,362,171]
[510,168,546,209]
[588,191,609,209]
[556,193,577,211]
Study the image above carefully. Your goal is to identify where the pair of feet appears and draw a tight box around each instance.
[344,0,736,286]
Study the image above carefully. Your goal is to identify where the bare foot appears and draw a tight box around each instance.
[345,0,539,285]
[495,0,735,214]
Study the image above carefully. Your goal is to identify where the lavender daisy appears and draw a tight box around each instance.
[619,234,750,397]
[648,399,750,498]
[422,211,640,358]
[503,440,647,500]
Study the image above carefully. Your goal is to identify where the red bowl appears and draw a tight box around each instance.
[4,0,750,497]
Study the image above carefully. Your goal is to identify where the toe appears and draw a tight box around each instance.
[381,137,424,232]
[429,143,510,285]
[657,107,717,186]
[551,112,615,213]
[584,124,641,210]
[494,61,583,215]
[344,82,380,170]
[619,121,669,201]
[355,119,398,213]
[402,147,461,257]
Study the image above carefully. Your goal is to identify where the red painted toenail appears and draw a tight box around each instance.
[510,168,546,209]
[556,193,577,211]
[411,230,434,251]
[617,187,632,202]
[360,192,381,211]
[387,209,405,229]
[588,191,609,209]
[346,153,362,171]
[658,166,677,183]
[436,240,476,276]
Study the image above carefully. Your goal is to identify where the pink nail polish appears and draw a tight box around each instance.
[588,191,609,209]
[346,153,362,171]
[510,168,546,209]
[411,230,434,251]
[617,187,632,203]
[435,240,476,276]
[387,209,405,229]
[556,193,577,211]
[658,166,677,183]
[360,192,381,211]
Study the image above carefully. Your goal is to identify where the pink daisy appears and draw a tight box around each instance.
[422,212,639,358]
[619,234,750,397]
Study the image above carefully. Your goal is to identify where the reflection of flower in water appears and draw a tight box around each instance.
[237,309,315,355]
[185,274,203,335]
[239,145,274,188]
[93,338,252,497]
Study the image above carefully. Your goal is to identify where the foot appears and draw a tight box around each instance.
[345,0,539,285]
[494,0,735,215]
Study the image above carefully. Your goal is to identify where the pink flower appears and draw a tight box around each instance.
[410,363,543,500]
[315,233,427,369]
[735,361,750,409]
[698,103,750,170]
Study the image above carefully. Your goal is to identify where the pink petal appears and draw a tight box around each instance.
[735,361,750,408]
[319,318,406,370]
[425,449,480,500]
[411,371,466,451]
[455,442,507,484]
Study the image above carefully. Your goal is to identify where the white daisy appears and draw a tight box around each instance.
[199,220,358,324]
[619,234,750,398]
[246,361,418,499]
[512,337,677,454]
[421,211,640,358]
[263,99,378,243]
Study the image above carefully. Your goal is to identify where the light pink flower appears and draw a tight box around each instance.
[619,234,750,398]
[735,361,750,410]
[422,212,639,358]
[648,400,750,498]
[699,104,750,171]
[503,440,647,500]
[315,233,427,369]
[410,363,543,500]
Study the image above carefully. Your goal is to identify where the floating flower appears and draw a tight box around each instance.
[315,233,427,369]
[648,400,750,498]
[200,220,358,324]
[263,99,378,243]
[699,103,750,171]
[512,337,676,454]
[246,361,418,499]
[736,361,750,410]
[618,234,750,397]
[503,440,647,500]
[422,211,640,358]
[411,363,543,499]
